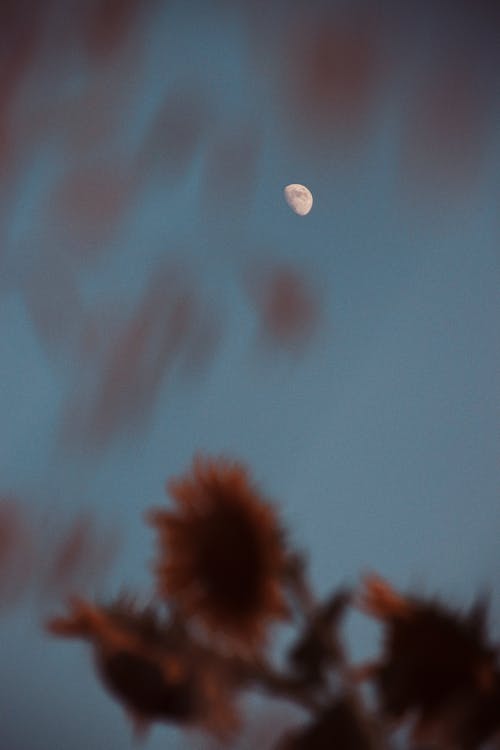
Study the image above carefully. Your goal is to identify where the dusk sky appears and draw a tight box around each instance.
[0,2,498,748]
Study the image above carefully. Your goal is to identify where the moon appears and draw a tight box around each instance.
[284,184,313,216]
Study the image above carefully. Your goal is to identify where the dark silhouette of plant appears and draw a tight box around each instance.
[46,456,500,749]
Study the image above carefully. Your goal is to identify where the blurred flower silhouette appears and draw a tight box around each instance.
[245,262,321,353]
[147,456,289,652]
[358,573,500,747]
[40,462,500,749]
[279,5,382,143]
[44,484,500,749]
[46,595,241,741]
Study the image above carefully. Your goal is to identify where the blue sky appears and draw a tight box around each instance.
[0,2,498,748]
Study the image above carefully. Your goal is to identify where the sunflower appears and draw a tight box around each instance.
[147,456,289,652]
[357,574,500,748]
[46,595,240,741]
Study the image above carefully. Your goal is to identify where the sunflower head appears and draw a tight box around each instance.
[379,597,497,719]
[357,574,500,745]
[46,595,241,741]
[147,456,290,652]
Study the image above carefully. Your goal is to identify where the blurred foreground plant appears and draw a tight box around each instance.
[47,456,500,749]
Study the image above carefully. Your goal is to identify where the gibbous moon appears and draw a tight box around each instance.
[284,184,313,216]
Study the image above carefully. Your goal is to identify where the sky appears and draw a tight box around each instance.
[0,1,499,748]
